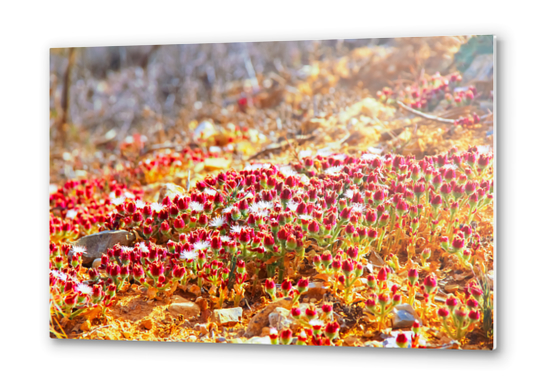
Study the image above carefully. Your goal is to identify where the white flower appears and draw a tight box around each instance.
[298,150,312,158]
[135,200,146,209]
[361,153,381,161]
[331,154,347,161]
[477,145,492,155]
[137,242,149,253]
[189,201,204,212]
[344,189,354,199]
[121,246,134,253]
[230,225,246,234]
[309,319,324,327]
[352,203,366,213]
[112,197,125,206]
[66,209,78,220]
[299,214,313,221]
[324,166,342,175]
[220,235,232,242]
[124,191,135,199]
[244,163,271,171]
[75,283,92,295]
[210,216,226,228]
[180,250,197,261]
[299,174,310,185]
[151,202,164,212]
[204,188,217,196]
[442,163,458,170]
[257,210,270,218]
[243,191,254,199]
[279,166,298,178]
[222,205,235,214]
[51,270,67,281]
[193,241,210,251]
[71,245,87,254]
[249,201,273,216]
[287,201,299,212]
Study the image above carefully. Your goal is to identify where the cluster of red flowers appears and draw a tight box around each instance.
[50,144,493,345]
[268,303,341,346]
[377,72,479,112]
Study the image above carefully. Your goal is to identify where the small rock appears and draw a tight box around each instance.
[444,284,459,294]
[268,307,293,331]
[369,250,385,266]
[212,307,243,325]
[141,319,153,330]
[72,230,136,266]
[462,54,493,83]
[236,329,245,338]
[392,304,422,329]
[194,324,208,335]
[168,295,201,319]
[343,335,360,347]
[80,320,91,332]
[158,183,186,202]
[247,336,272,344]
[303,282,327,301]
[193,121,217,141]
[245,298,293,338]
[91,258,101,269]
[204,157,231,171]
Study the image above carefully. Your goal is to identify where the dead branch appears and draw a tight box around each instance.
[397,100,456,124]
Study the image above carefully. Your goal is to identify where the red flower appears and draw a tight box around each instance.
[341,259,354,276]
[365,210,377,225]
[423,274,437,294]
[149,262,164,278]
[413,182,425,196]
[451,236,465,251]
[407,268,418,285]
[324,321,340,340]
[172,265,186,280]
[279,329,293,345]
[438,308,450,318]
[377,267,388,282]
[396,332,408,348]
[468,310,481,322]
[297,278,309,293]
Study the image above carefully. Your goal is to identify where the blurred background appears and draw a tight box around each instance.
[50,36,493,185]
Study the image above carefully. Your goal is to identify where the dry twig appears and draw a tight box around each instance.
[397,101,456,124]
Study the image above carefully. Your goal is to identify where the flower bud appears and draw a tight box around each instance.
[468,310,481,323]
[297,278,309,294]
[367,274,376,289]
[412,320,421,335]
[364,300,376,316]
[454,307,468,322]
[377,267,388,282]
[407,268,418,285]
[279,329,293,345]
[451,236,465,252]
[265,279,276,298]
[305,307,317,321]
[324,321,340,340]
[438,307,450,318]
[396,332,408,348]
[423,274,437,294]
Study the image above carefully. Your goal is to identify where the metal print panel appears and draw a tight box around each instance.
[49,36,495,349]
